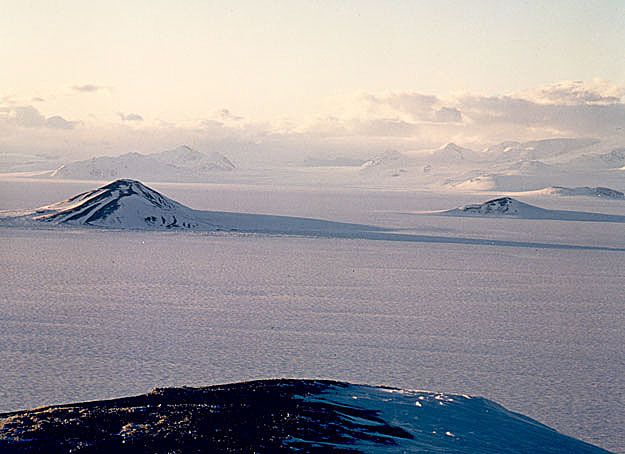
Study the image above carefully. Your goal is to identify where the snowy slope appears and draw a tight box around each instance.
[50,152,182,181]
[427,142,486,163]
[49,146,234,181]
[0,379,607,453]
[359,150,409,177]
[31,179,207,229]
[0,152,62,172]
[484,138,599,161]
[436,196,625,222]
[522,186,625,199]
[0,179,378,234]
[151,145,235,171]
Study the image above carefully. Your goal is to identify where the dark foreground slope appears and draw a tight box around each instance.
[0,379,608,453]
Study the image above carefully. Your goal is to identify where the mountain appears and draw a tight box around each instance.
[428,143,485,162]
[484,138,599,160]
[151,145,235,172]
[1,179,378,234]
[0,151,62,173]
[32,179,206,229]
[50,152,176,180]
[436,197,625,222]
[441,197,544,217]
[49,146,235,181]
[527,186,625,199]
[0,379,607,453]
[599,147,625,168]
[360,150,408,177]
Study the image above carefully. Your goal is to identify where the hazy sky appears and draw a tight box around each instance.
[1,0,624,156]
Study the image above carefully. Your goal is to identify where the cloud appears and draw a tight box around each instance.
[218,108,243,122]
[1,79,623,163]
[361,92,462,124]
[45,115,77,129]
[72,84,106,93]
[0,105,77,129]
[456,93,625,136]
[434,107,462,123]
[11,105,46,127]
[118,112,144,122]
[523,79,625,106]
[382,93,439,119]
[346,79,625,141]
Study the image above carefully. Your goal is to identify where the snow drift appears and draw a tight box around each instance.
[0,379,607,453]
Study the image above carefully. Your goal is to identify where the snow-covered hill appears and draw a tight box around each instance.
[0,179,377,234]
[484,138,600,161]
[428,142,486,162]
[436,196,625,222]
[49,146,235,181]
[442,197,545,217]
[0,379,607,453]
[151,145,235,172]
[525,186,625,199]
[359,149,409,177]
[32,179,205,229]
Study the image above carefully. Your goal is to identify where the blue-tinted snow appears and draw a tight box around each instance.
[292,383,608,452]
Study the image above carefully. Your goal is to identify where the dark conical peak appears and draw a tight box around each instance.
[484,197,515,204]
[100,179,145,190]
[96,179,175,210]
[34,178,184,226]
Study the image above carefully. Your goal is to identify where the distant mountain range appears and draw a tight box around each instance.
[3,137,625,192]
[49,145,235,181]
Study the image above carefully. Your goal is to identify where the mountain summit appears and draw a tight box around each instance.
[33,179,203,229]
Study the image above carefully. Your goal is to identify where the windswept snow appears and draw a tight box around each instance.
[0,380,607,453]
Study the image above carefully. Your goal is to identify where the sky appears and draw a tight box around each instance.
[1,0,624,158]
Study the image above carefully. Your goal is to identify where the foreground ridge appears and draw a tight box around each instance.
[0,379,607,453]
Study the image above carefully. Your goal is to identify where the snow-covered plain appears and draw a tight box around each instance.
[1,177,624,452]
